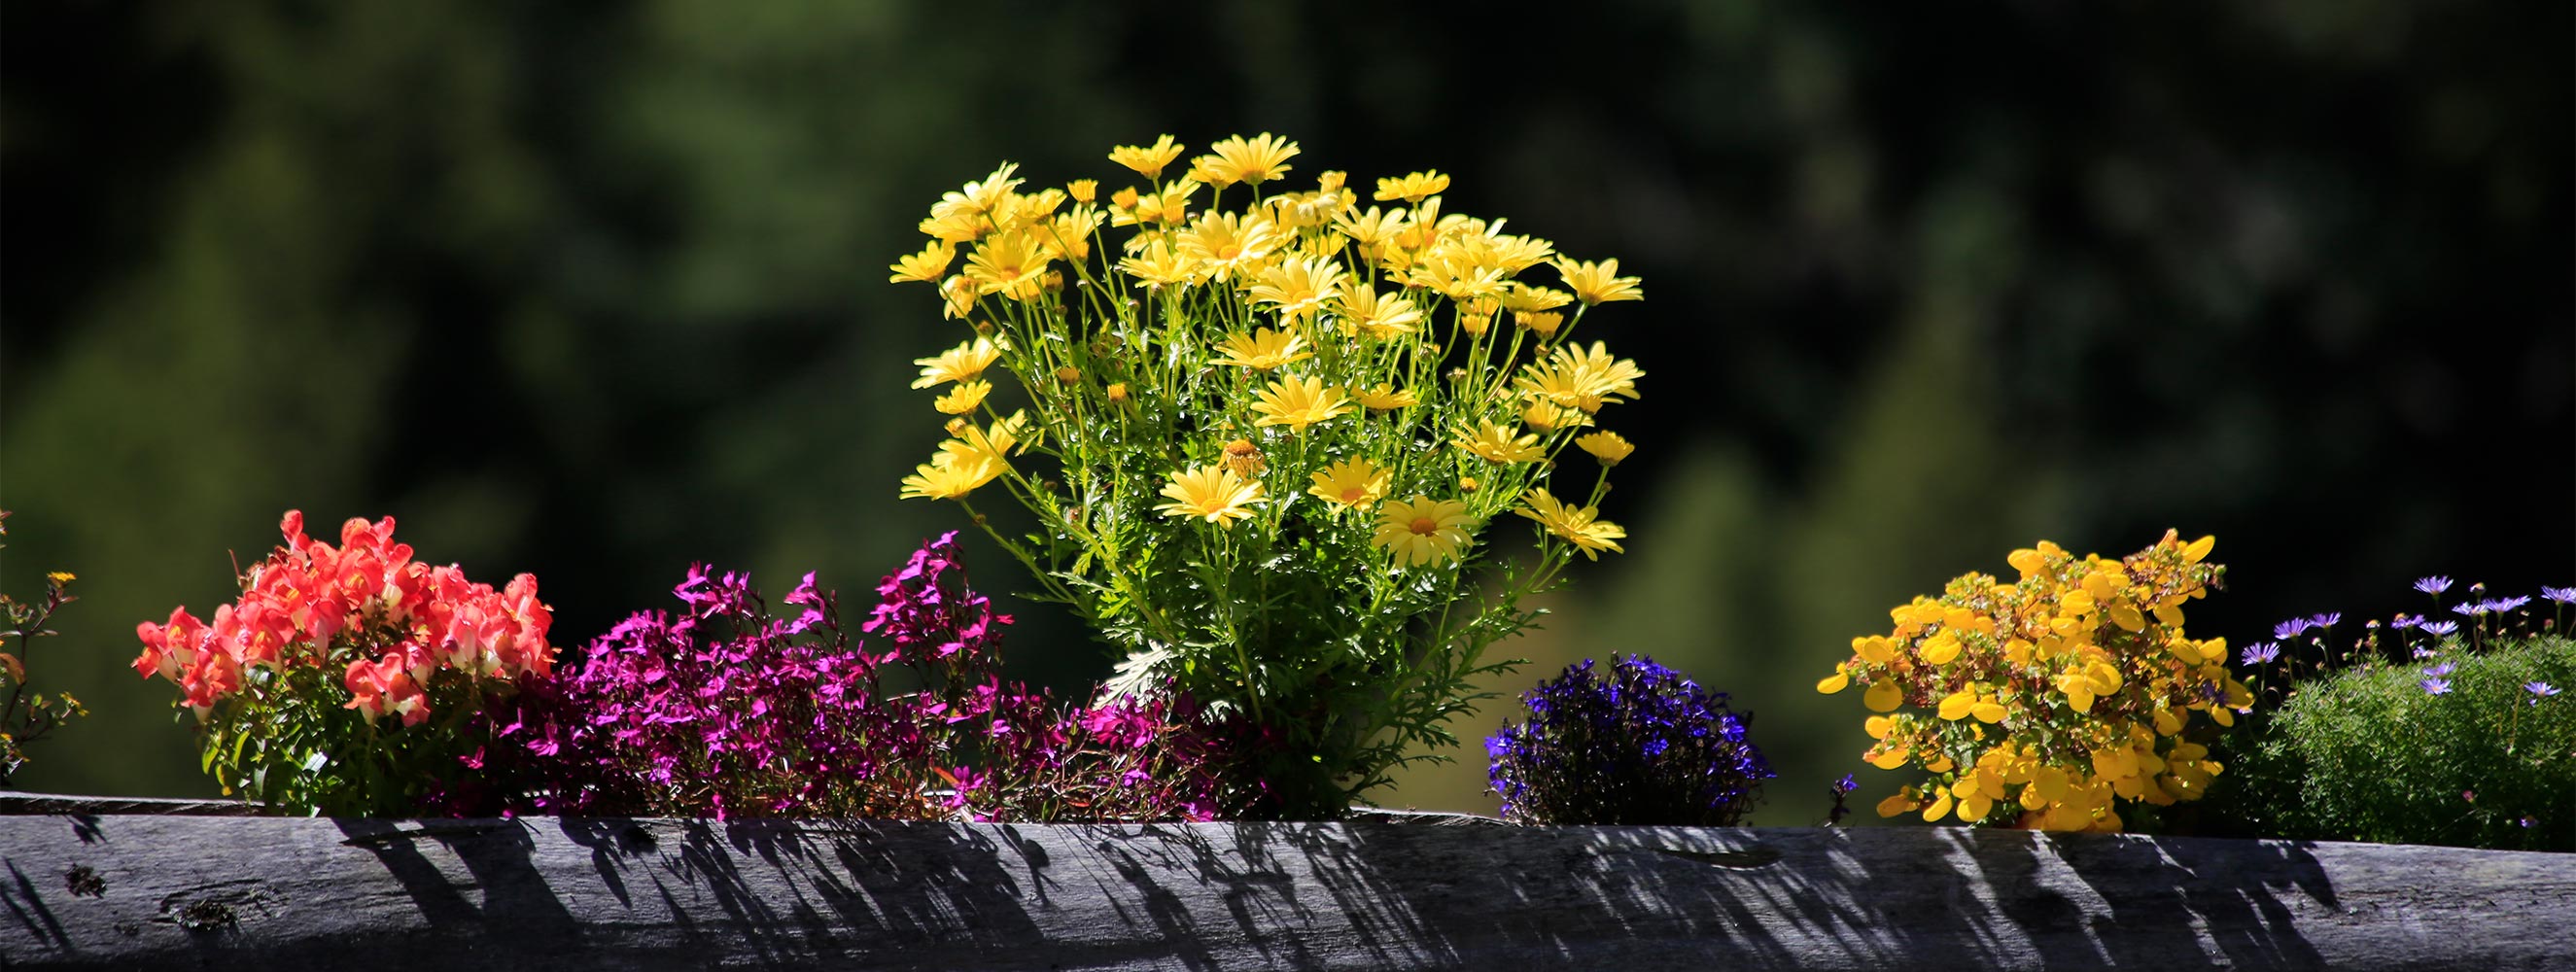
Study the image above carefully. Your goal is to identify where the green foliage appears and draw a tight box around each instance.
[2223,637,2575,850]
[0,512,89,783]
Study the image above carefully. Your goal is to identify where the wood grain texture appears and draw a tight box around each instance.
[2,811,2567,970]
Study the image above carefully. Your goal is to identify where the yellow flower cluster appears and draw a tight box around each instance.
[1817,531,2246,832]
[885,134,1656,814]
[888,134,1646,572]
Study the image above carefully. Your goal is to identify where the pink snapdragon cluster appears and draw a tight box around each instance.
[133,510,553,724]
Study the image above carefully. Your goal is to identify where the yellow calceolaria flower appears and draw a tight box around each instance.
[913,337,1002,389]
[1351,384,1419,411]
[1373,170,1450,204]
[889,241,957,284]
[1514,489,1626,560]
[1154,464,1265,526]
[1196,132,1300,187]
[1109,135,1186,181]
[1249,376,1355,433]
[1211,328,1313,371]
[1574,431,1634,466]
[1305,457,1390,511]
[1553,257,1644,305]
[1177,210,1285,283]
[1246,257,1348,322]
[1372,496,1477,568]
[963,229,1057,299]
[1452,419,1545,464]
[932,380,991,416]
[1824,531,2245,832]
[1336,286,1424,339]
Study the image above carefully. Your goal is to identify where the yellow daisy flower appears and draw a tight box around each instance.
[1246,257,1348,322]
[1553,257,1644,305]
[963,229,1056,299]
[1305,457,1390,511]
[899,452,1002,501]
[1351,384,1420,411]
[1109,135,1186,181]
[1196,132,1300,187]
[1333,205,1409,253]
[888,241,957,284]
[1553,341,1644,406]
[1515,490,1627,561]
[1118,238,1202,288]
[1155,464,1265,526]
[932,380,991,415]
[1336,286,1423,339]
[1250,376,1354,433]
[920,210,983,245]
[1373,170,1450,204]
[1521,399,1590,432]
[935,162,1024,223]
[1501,283,1574,313]
[1211,328,1313,370]
[1372,496,1477,568]
[900,413,1024,501]
[1574,431,1635,466]
[1177,210,1284,283]
[1452,419,1545,464]
[1066,179,1098,203]
[913,337,1001,389]
[1513,310,1564,335]
[937,275,976,320]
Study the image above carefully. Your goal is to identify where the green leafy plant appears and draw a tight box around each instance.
[2209,582,2574,850]
[887,134,1649,816]
[0,510,87,784]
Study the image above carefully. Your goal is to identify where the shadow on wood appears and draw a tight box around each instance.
[1,809,2566,970]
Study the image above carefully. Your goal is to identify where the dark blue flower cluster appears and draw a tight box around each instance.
[1485,655,1772,825]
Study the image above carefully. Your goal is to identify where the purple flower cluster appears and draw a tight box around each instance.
[1486,655,1772,825]
[492,533,1221,821]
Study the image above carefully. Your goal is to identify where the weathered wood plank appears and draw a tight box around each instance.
[1,811,2566,970]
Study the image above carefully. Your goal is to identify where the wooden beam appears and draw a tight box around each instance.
[2,809,2566,969]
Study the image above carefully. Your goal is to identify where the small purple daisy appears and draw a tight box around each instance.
[2423,662,2456,678]
[2274,617,2313,640]
[2493,595,2531,612]
[2419,677,2453,696]
[2309,612,2342,628]
[2416,575,2453,596]
[2420,620,2459,638]
[2543,586,2576,605]
[2527,681,2560,702]
[2241,642,2281,666]
[2393,613,2422,630]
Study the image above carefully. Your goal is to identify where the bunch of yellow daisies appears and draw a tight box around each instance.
[884,133,1648,813]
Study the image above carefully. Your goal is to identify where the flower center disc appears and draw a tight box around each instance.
[1408,516,1439,536]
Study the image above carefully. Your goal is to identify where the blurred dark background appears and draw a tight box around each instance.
[3,0,2568,820]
